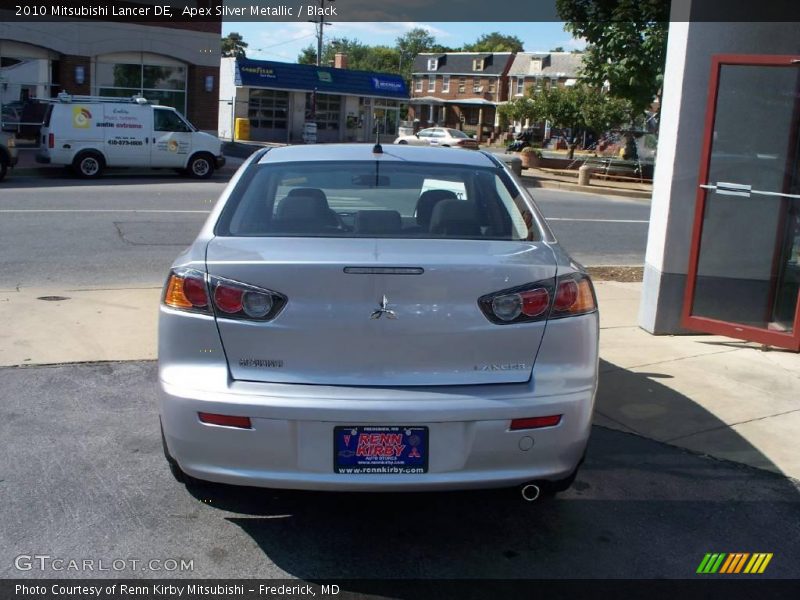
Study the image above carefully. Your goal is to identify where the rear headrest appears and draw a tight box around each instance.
[287,187,328,203]
[429,199,481,237]
[415,190,458,228]
[355,210,401,235]
[277,188,331,221]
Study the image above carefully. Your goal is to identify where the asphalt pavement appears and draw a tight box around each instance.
[2,361,798,580]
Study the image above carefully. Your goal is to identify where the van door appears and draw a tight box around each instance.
[102,104,150,167]
[152,107,193,168]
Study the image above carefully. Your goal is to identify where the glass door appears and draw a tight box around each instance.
[682,55,800,350]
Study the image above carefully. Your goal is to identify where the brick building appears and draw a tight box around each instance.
[0,17,221,131]
[408,52,514,142]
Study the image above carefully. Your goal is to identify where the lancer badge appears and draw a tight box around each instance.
[370,295,397,320]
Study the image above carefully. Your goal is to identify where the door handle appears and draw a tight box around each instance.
[700,182,751,196]
[700,183,800,199]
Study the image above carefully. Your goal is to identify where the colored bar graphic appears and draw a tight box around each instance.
[719,554,736,573]
[697,553,728,574]
[733,553,750,573]
[701,552,773,575]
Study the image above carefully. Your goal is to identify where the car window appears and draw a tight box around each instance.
[217,161,542,242]
[447,129,469,139]
[154,109,191,132]
[417,129,434,138]
[430,130,446,138]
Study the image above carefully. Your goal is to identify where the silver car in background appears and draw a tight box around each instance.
[158,144,598,500]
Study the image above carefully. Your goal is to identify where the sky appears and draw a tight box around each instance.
[221,22,585,64]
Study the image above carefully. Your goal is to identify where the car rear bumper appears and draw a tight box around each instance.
[35,152,50,164]
[214,155,226,168]
[159,378,595,491]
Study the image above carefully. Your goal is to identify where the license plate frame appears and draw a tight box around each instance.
[333,425,428,474]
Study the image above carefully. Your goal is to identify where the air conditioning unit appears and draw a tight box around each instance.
[475,86,484,92]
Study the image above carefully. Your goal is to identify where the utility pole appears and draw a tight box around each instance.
[309,0,335,66]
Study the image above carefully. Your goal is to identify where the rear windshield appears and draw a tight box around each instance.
[216,160,543,241]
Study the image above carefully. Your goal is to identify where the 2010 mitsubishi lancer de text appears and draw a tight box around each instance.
[158,143,598,500]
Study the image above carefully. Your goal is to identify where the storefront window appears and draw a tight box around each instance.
[95,58,187,114]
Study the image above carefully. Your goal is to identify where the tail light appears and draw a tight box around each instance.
[478,272,596,325]
[162,268,286,321]
[48,133,54,149]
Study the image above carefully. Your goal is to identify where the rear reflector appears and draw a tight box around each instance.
[509,415,562,430]
[198,412,252,429]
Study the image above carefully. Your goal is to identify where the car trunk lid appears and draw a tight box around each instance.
[206,237,556,386]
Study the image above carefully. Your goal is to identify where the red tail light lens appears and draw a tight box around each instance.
[214,285,244,313]
[510,415,562,430]
[198,412,252,429]
[48,133,55,148]
[520,288,550,317]
[182,277,208,307]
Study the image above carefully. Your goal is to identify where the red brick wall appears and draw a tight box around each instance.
[411,75,503,103]
[186,65,219,130]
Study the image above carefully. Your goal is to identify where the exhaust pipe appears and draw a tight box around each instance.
[520,483,541,502]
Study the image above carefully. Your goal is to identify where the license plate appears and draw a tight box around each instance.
[334,426,428,474]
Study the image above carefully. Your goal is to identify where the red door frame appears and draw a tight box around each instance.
[681,54,800,351]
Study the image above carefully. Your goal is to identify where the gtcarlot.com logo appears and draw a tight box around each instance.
[696,552,773,574]
[14,554,194,572]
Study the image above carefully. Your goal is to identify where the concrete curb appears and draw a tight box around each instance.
[521,175,653,200]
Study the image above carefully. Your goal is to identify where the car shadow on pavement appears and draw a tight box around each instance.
[184,359,800,583]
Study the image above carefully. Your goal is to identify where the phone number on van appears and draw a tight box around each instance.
[108,140,144,146]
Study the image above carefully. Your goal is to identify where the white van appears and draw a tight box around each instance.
[36,94,225,178]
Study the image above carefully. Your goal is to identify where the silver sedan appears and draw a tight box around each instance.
[158,144,598,500]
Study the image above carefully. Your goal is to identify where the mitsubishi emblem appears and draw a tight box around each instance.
[370,295,397,319]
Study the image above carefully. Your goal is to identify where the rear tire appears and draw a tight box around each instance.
[398,140,408,145]
[186,153,214,179]
[73,151,104,179]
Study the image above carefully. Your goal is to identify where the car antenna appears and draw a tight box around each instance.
[372,128,382,154]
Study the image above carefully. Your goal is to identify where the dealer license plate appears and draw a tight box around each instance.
[334,425,428,474]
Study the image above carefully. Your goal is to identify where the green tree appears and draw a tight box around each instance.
[299,38,402,75]
[297,45,317,65]
[500,84,630,136]
[550,46,566,52]
[556,0,668,118]
[221,32,248,58]
[396,27,438,80]
[463,32,524,53]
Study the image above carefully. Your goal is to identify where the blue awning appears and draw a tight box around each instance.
[235,58,408,100]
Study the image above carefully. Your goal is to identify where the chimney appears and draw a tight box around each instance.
[334,53,348,69]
